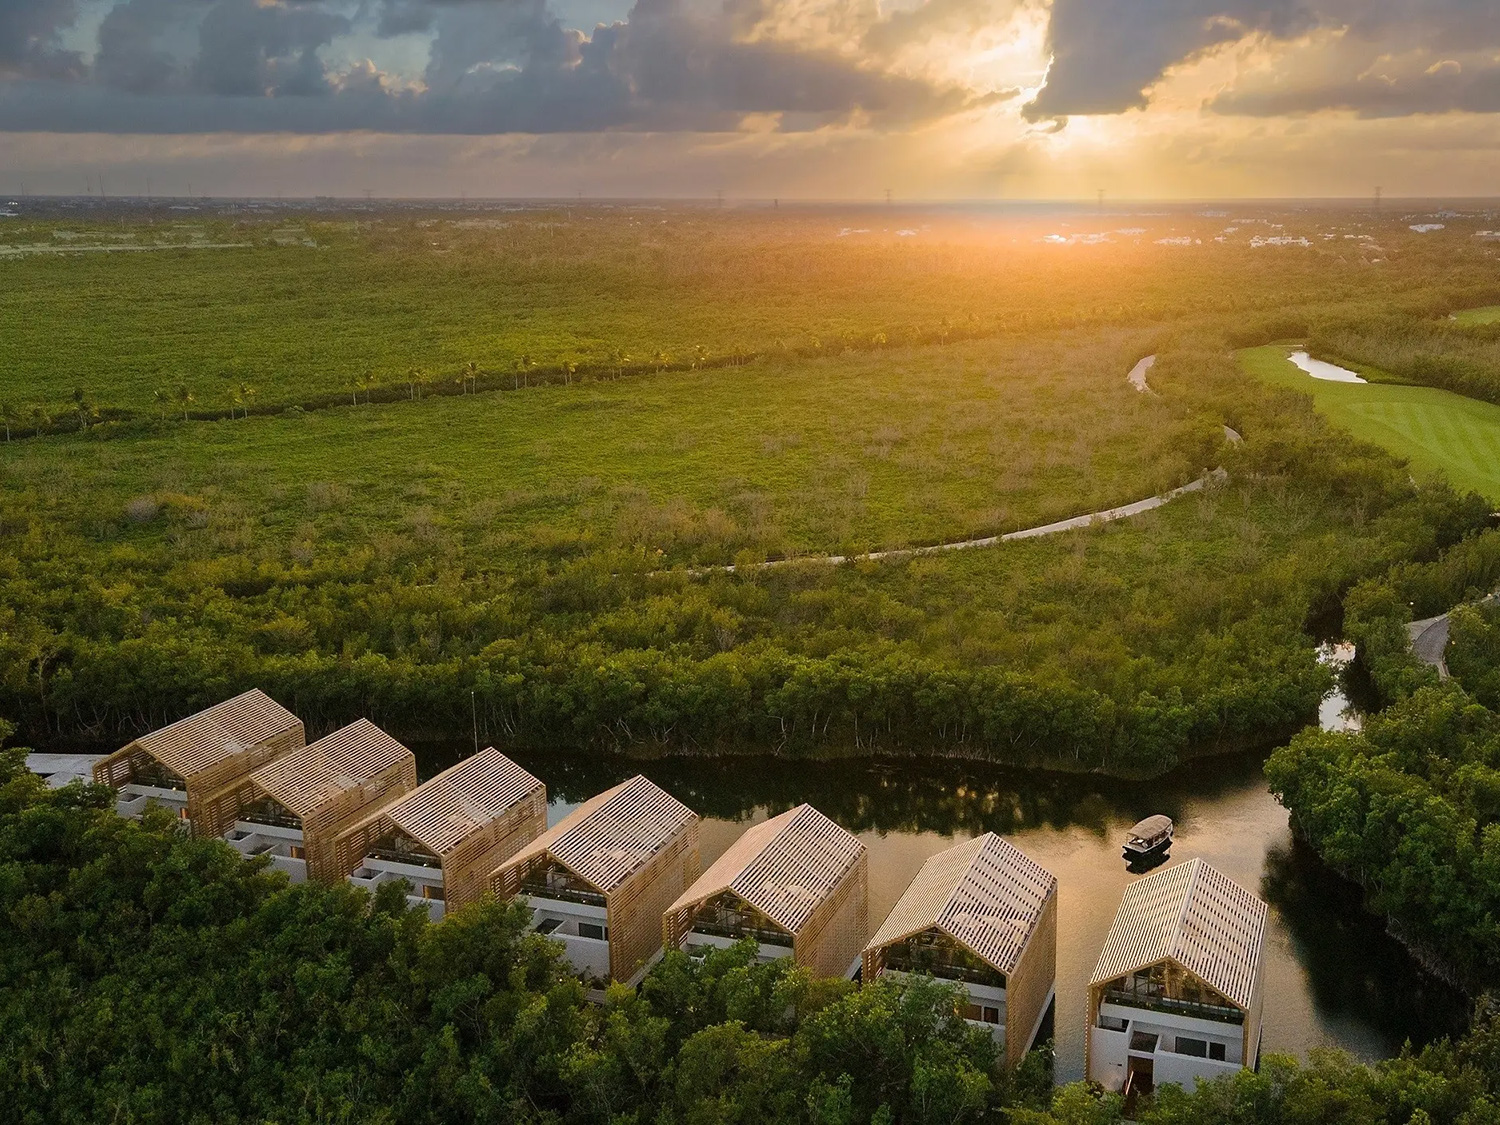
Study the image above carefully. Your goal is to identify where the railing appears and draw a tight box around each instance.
[883,950,1006,989]
[1101,990,1243,1026]
[367,846,441,869]
[521,881,605,908]
[688,918,793,949]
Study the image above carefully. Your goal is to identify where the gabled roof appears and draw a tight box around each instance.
[249,719,412,818]
[503,775,696,895]
[668,804,865,936]
[867,833,1056,975]
[132,689,301,779]
[376,748,544,856]
[1091,857,1267,1011]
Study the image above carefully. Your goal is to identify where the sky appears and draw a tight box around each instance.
[1,0,1498,199]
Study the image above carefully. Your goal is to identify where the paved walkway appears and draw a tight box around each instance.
[1128,355,1157,394]
[1408,590,1500,679]
[702,469,1230,575]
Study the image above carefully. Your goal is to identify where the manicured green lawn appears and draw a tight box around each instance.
[1452,306,1500,326]
[1239,345,1500,502]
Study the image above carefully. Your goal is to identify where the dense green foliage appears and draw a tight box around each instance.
[5,744,1500,1125]
[2,330,1490,772]
[1312,315,1500,407]
[1450,602,1500,711]
[1267,686,1500,991]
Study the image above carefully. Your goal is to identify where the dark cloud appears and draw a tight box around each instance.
[0,0,85,79]
[0,0,991,132]
[1024,0,1314,119]
[1215,57,1500,118]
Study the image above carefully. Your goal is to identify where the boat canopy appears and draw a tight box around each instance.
[1128,815,1172,840]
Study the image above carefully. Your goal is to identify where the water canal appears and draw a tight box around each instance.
[415,646,1468,1082]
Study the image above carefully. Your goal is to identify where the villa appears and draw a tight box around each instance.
[863,833,1057,1067]
[492,775,700,988]
[335,747,547,919]
[91,689,304,836]
[215,719,417,883]
[663,803,868,980]
[1087,857,1267,1098]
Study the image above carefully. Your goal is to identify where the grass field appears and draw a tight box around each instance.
[1239,345,1500,502]
[1452,306,1500,326]
[0,329,1211,565]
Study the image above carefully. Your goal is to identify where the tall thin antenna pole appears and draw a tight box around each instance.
[1374,186,1382,212]
[471,691,479,755]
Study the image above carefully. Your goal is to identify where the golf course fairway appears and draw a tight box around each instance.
[1240,344,1500,502]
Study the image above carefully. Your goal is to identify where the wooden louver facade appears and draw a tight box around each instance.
[863,833,1057,1068]
[91,689,305,837]
[203,719,417,883]
[664,804,869,981]
[1087,857,1267,1089]
[492,775,700,985]
[332,748,546,912]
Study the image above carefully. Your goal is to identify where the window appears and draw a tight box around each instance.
[1209,1042,1227,1061]
[1175,1037,1208,1058]
[579,922,608,940]
[289,845,305,859]
[982,1006,1002,1025]
[421,884,445,901]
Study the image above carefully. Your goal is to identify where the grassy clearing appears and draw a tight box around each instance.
[1239,345,1500,502]
[1,329,1204,565]
[1452,306,1500,326]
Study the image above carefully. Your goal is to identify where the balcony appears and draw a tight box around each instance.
[883,946,1007,990]
[349,856,447,920]
[225,820,308,883]
[1100,989,1244,1026]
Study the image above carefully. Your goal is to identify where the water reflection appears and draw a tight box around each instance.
[413,741,1468,1082]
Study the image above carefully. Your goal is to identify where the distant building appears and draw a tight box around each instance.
[335,748,546,920]
[214,719,416,884]
[863,833,1057,1067]
[1087,858,1267,1098]
[664,803,868,980]
[92,689,304,836]
[492,775,700,988]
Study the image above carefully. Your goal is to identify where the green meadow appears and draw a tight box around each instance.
[1239,344,1500,502]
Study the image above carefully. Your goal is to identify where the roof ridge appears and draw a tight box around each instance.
[1170,856,1203,961]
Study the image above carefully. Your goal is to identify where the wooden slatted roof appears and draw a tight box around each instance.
[866,833,1056,975]
[249,719,412,818]
[668,804,865,936]
[374,748,543,856]
[502,775,696,895]
[1091,857,1266,1011]
[132,689,301,779]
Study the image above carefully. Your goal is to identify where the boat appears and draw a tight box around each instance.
[1123,815,1173,860]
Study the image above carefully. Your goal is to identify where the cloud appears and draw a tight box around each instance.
[1026,0,1500,122]
[0,0,994,133]
[0,0,85,79]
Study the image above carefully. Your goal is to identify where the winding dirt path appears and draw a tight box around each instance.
[1408,590,1500,679]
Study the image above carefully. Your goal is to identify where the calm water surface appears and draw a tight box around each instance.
[420,653,1466,1083]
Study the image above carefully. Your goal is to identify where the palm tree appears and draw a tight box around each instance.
[464,361,479,394]
[358,370,374,404]
[28,403,50,436]
[0,401,14,442]
[343,374,359,406]
[72,387,92,430]
[612,349,628,380]
[176,384,195,421]
[152,387,170,421]
[415,369,431,399]
[652,349,668,373]
[406,367,421,400]
[691,344,708,369]
[515,354,533,389]
[239,382,257,416]
[229,387,244,419]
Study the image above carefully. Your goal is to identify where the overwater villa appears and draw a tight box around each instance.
[91,689,304,836]
[663,803,868,980]
[1088,857,1267,1098]
[491,775,700,988]
[334,747,546,920]
[862,833,1057,1067]
[214,719,417,884]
